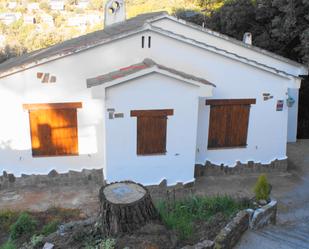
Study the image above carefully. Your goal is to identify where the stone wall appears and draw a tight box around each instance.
[249,199,277,230]
[195,159,288,177]
[0,169,104,190]
[214,210,249,249]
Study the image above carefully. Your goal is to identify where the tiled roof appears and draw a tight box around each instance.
[87,58,215,87]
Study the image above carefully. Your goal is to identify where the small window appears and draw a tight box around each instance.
[206,99,256,149]
[131,109,173,155]
[23,102,82,157]
[148,36,151,48]
[141,36,145,48]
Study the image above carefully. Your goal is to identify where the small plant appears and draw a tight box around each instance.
[9,212,37,240]
[84,238,116,249]
[30,234,44,247]
[253,174,271,201]
[0,210,19,232]
[99,238,116,249]
[41,220,60,236]
[156,195,249,240]
[0,240,16,249]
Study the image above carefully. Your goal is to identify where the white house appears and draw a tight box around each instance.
[49,0,65,11]
[0,12,21,25]
[67,15,87,27]
[23,15,36,24]
[40,14,54,27]
[27,3,40,12]
[0,35,5,48]
[0,0,307,185]
[77,0,89,9]
[7,2,18,9]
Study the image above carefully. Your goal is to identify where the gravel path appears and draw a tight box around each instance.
[235,140,309,249]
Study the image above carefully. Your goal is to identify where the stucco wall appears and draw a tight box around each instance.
[145,31,291,166]
[0,25,297,180]
[287,88,299,142]
[104,73,200,185]
[0,33,149,176]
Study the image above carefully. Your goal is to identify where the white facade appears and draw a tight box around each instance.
[0,11,307,185]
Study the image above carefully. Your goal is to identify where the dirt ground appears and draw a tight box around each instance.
[0,141,306,219]
[0,184,100,217]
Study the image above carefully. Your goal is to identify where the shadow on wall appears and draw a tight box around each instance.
[0,121,105,177]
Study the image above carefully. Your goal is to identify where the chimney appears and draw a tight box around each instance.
[243,32,252,45]
[104,0,126,27]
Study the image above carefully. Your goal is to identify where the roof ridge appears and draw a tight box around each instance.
[87,58,215,88]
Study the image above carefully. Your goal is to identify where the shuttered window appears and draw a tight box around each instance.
[131,109,173,155]
[23,103,82,157]
[206,99,256,149]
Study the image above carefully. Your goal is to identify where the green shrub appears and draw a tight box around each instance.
[0,210,19,232]
[253,174,271,201]
[84,238,116,249]
[156,195,248,240]
[99,238,116,249]
[41,220,60,236]
[9,212,37,240]
[30,234,44,247]
[0,240,16,249]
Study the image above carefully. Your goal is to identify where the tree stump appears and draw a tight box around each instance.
[99,181,160,236]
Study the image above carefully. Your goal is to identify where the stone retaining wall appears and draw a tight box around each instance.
[214,210,249,249]
[249,199,277,230]
[0,169,104,190]
[195,159,288,177]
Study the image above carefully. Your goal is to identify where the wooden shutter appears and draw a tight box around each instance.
[206,99,255,149]
[131,109,173,155]
[25,103,81,157]
[137,116,167,155]
[208,105,229,148]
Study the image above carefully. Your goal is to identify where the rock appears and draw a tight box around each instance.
[197,240,214,249]
[214,211,249,249]
[48,170,59,177]
[258,199,267,206]
[181,240,214,249]
[159,179,167,187]
[3,171,8,177]
[42,242,54,249]
[250,199,277,230]
[8,174,15,183]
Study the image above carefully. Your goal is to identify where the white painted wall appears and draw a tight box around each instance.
[0,33,150,176]
[287,88,299,142]
[104,73,201,185]
[146,31,292,166]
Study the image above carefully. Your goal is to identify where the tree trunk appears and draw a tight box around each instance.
[99,181,160,236]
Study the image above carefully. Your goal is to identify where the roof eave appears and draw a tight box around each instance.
[153,15,308,72]
[87,65,215,89]
[0,26,148,79]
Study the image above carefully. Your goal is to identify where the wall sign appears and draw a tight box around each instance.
[114,113,124,118]
[276,100,284,111]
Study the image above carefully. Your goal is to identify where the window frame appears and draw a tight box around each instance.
[23,102,82,157]
[131,109,174,156]
[206,99,256,150]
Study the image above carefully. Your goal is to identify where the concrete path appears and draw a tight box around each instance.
[235,140,309,249]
